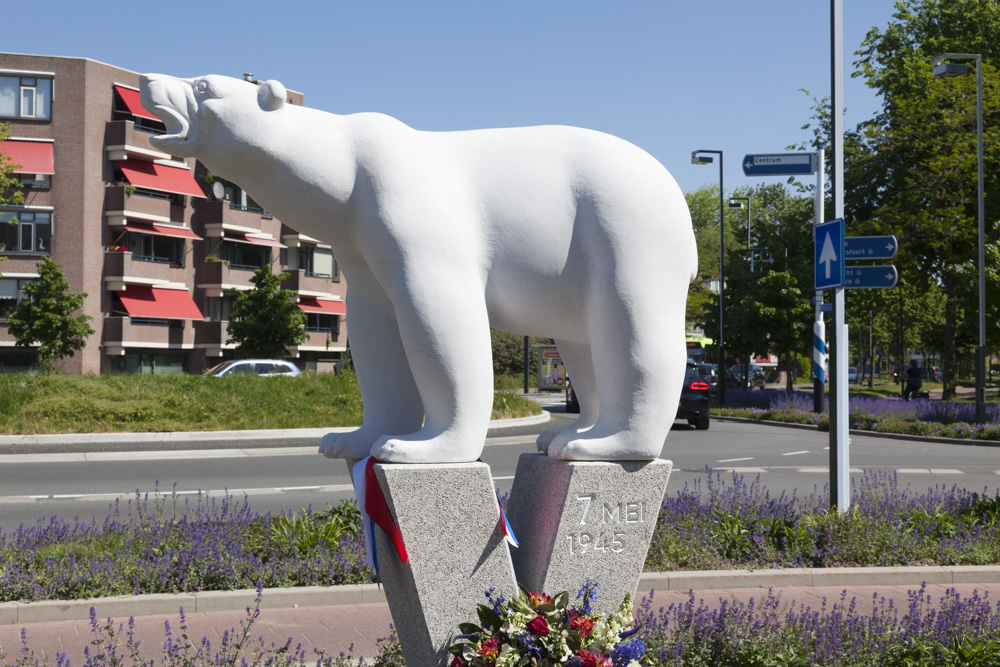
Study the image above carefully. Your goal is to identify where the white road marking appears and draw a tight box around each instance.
[782,451,810,456]
[717,457,754,463]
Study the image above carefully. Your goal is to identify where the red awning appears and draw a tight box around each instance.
[117,286,204,320]
[118,159,206,198]
[298,298,346,315]
[123,222,202,240]
[114,85,160,122]
[1,140,54,175]
[230,233,286,248]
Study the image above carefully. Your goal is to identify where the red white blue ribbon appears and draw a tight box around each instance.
[497,489,519,548]
[353,457,408,584]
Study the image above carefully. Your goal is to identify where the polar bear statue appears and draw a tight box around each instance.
[140,73,697,464]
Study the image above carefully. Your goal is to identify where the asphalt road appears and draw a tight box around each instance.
[0,412,998,532]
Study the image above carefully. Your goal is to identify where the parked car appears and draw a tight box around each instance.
[678,364,711,430]
[730,364,766,390]
[848,366,859,384]
[696,363,741,396]
[203,359,302,377]
[566,365,711,430]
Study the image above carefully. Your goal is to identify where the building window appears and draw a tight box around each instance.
[214,240,270,271]
[304,313,341,334]
[127,232,184,266]
[19,173,51,188]
[207,295,236,321]
[297,246,338,279]
[0,278,32,320]
[0,211,51,254]
[221,180,264,214]
[0,76,52,120]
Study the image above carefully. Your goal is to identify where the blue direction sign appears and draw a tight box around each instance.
[844,265,899,289]
[844,235,898,260]
[815,218,845,290]
[743,153,818,177]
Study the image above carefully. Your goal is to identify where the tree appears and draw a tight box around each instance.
[6,258,94,370]
[226,265,306,358]
[749,271,811,393]
[849,0,1000,398]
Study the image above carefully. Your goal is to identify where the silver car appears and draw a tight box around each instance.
[203,359,302,377]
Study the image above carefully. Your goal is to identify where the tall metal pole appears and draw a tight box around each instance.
[975,56,987,424]
[829,0,850,510]
[718,154,726,406]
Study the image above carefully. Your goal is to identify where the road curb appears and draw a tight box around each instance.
[713,416,1000,448]
[4,565,999,625]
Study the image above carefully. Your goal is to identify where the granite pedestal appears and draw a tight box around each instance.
[505,453,672,614]
[371,462,517,667]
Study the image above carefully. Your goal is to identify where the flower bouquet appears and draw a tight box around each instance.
[448,581,645,667]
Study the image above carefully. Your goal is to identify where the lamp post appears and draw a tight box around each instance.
[933,53,987,424]
[693,150,726,404]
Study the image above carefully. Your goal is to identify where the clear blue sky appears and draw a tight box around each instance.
[7,0,899,195]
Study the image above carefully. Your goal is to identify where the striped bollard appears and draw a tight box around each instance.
[813,320,826,412]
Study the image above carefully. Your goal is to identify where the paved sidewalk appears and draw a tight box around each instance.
[3,569,999,664]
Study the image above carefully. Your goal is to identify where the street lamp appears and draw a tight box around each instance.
[729,196,751,387]
[693,149,726,404]
[933,53,987,424]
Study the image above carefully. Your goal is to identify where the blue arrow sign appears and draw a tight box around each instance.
[844,235,898,260]
[815,218,845,290]
[844,265,899,289]
[743,153,818,176]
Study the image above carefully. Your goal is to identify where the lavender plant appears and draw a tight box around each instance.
[646,469,1000,571]
[719,389,1000,440]
[635,583,1000,666]
[0,486,371,603]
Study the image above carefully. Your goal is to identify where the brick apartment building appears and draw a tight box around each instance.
[0,53,348,374]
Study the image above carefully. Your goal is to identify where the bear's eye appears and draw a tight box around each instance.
[196,81,209,94]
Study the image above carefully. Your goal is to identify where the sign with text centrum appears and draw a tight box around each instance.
[743,153,818,177]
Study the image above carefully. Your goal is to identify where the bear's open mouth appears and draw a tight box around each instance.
[152,105,190,143]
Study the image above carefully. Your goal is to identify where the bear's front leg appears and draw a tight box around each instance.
[319,274,424,460]
[369,264,494,464]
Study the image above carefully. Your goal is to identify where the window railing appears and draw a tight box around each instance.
[228,262,267,272]
[131,253,183,267]
[130,318,171,327]
[228,202,264,214]
[304,270,334,279]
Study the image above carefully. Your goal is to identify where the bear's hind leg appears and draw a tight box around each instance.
[537,340,598,452]
[547,275,686,461]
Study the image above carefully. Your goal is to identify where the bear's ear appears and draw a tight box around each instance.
[258,80,287,111]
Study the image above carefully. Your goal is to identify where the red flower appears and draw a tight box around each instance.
[527,590,554,608]
[575,649,611,667]
[526,614,550,636]
[478,637,499,660]
[573,617,594,637]
[450,654,466,667]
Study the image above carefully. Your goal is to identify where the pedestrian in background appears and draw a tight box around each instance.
[902,359,922,400]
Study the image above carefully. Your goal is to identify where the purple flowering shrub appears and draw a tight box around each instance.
[720,390,1000,440]
[0,488,372,603]
[646,469,1000,571]
[635,583,1000,666]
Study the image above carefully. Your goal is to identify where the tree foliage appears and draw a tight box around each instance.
[6,258,93,370]
[226,266,307,359]
[848,0,1000,398]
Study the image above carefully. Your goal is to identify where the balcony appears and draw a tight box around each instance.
[102,316,194,355]
[105,186,186,225]
[197,259,258,297]
[287,329,348,356]
[194,198,273,228]
[282,269,341,298]
[193,320,234,358]
[105,120,174,162]
[104,251,188,291]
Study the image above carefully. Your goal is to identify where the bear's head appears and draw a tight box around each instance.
[139,73,288,160]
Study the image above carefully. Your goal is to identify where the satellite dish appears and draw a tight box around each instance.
[211,181,225,200]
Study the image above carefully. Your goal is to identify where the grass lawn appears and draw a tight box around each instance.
[0,371,541,435]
